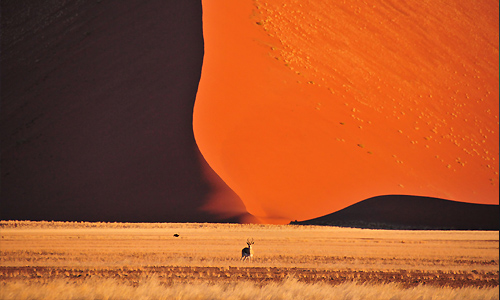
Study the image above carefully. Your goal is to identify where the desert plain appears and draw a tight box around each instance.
[0,221,498,299]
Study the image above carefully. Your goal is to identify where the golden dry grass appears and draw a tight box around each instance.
[1,221,497,271]
[1,276,499,300]
[0,221,498,299]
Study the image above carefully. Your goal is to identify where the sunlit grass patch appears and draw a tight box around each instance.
[1,276,498,300]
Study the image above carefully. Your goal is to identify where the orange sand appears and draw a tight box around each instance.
[194,0,499,224]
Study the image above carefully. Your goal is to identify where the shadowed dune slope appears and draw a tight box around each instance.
[0,1,253,222]
[292,195,499,230]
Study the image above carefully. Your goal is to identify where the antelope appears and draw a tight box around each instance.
[241,238,254,261]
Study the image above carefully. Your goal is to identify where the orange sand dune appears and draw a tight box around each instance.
[194,0,499,224]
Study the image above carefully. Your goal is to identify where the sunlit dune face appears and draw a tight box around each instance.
[194,0,499,224]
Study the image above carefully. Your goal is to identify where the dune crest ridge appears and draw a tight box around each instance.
[194,0,499,224]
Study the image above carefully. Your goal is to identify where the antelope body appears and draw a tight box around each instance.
[241,238,254,261]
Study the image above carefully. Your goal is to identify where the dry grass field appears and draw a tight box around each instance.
[0,221,498,299]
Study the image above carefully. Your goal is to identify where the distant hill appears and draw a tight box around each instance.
[291,195,499,230]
